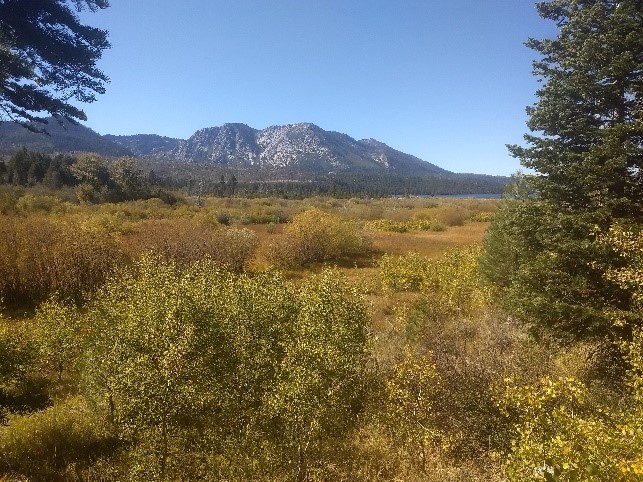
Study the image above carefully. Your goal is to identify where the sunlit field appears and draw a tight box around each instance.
[0,190,512,481]
[3,189,639,481]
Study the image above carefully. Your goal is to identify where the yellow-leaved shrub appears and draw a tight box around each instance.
[266,208,370,266]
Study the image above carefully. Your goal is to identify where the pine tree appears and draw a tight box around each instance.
[482,0,643,342]
[510,0,643,216]
[0,0,110,131]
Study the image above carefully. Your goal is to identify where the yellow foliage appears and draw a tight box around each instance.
[266,208,369,266]
[0,215,125,303]
[378,246,491,321]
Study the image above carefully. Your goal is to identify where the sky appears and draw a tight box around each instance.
[77,1,558,176]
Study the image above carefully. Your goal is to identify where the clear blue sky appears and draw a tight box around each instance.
[77,1,557,176]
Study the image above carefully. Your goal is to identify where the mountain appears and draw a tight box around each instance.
[165,122,449,176]
[0,119,132,157]
[103,134,184,157]
[0,120,503,192]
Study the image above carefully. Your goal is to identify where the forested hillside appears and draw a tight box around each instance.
[0,148,507,198]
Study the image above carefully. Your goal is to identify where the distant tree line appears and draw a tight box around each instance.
[178,172,507,199]
[1,148,507,201]
[0,148,176,203]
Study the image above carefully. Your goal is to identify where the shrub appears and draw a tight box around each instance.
[433,206,467,227]
[0,186,22,214]
[216,211,231,225]
[84,257,371,480]
[0,216,125,304]
[419,246,491,322]
[365,219,409,233]
[378,252,432,292]
[365,218,446,233]
[124,218,258,271]
[0,322,47,424]
[33,297,83,381]
[266,208,370,266]
[15,193,67,214]
[378,247,490,319]
[381,347,443,473]
[498,376,643,481]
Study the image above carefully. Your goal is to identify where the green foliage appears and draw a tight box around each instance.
[262,268,372,480]
[496,227,643,481]
[509,0,643,215]
[419,246,491,321]
[0,396,119,481]
[498,376,643,481]
[0,322,43,424]
[381,347,443,472]
[84,257,371,480]
[378,252,431,292]
[481,199,631,341]
[483,0,643,344]
[379,246,490,322]
[33,297,83,381]
[15,193,68,214]
[2,149,77,189]
[365,218,446,233]
[0,0,110,127]
[0,186,22,214]
[84,256,246,479]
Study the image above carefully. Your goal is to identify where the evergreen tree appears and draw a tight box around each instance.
[482,0,643,342]
[510,0,643,216]
[0,0,110,131]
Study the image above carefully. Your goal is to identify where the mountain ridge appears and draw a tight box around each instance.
[114,122,452,177]
[0,120,504,190]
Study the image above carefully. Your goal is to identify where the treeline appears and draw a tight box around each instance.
[1,148,507,200]
[177,172,507,199]
[0,148,176,204]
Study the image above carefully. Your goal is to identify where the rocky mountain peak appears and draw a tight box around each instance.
[0,119,451,177]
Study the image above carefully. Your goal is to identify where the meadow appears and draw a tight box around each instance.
[1,188,638,481]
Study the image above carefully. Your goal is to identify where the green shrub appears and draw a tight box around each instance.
[216,211,231,225]
[33,297,83,382]
[498,376,643,481]
[378,252,431,292]
[365,218,446,233]
[0,396,119,480]
[15,193,68,214]
[419,246,491,322]
[381,347,443,473]
[0,322,46,424]
[84,256,371,480]
[365,219,409,233]
[378,247,490,319]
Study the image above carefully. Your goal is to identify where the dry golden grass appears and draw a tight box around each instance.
[371,222,490,258]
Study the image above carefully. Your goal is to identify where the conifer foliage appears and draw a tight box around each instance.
[510,0,643,215]
[0,0,110,130]
[482,0,643,342]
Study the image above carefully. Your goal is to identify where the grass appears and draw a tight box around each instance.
[370,222,490,258]
[0,193,507,481]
